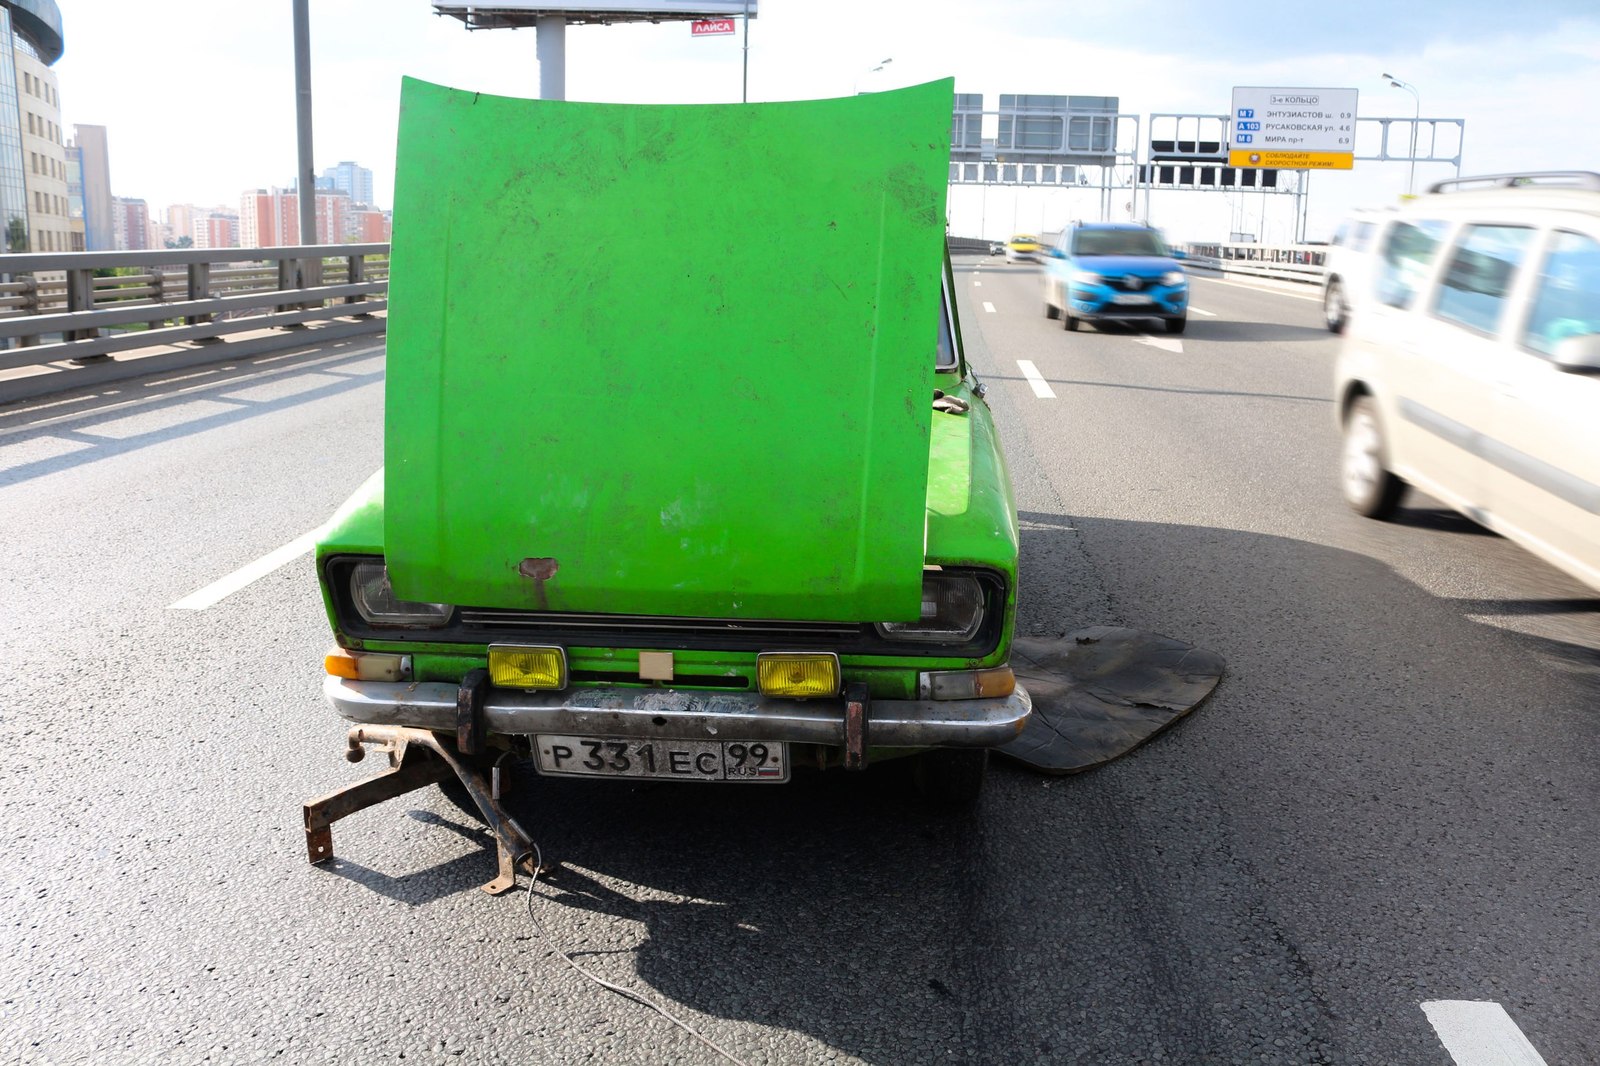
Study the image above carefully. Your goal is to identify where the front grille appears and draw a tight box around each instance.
[1104,273,1164,293]
[323,555,1008,659]
[457,609,863,650]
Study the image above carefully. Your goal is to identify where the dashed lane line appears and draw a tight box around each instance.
[1422,1001,1548,1066]
[169,529,322,610]
[1191,307,1217,316]
[983,301,997,313]
[1135,334,1184,353]
[1016,360,1056,399]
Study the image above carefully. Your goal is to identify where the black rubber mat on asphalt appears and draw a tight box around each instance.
[995,626,1225,775]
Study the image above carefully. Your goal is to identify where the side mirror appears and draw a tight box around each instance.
[1049,248,1067,259]
[1552,332,1600,374]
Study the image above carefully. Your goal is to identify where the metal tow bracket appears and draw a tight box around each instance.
[842,681,870,770]
[456,668,489,755]
[302,725,541,895]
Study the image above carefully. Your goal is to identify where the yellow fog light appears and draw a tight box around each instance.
[757,652,841,698]
[488,645,568,690]
[324,649,409,682]
[919,666,1016,701]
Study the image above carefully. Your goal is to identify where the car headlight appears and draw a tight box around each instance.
[875,572,985,643]
[1071,271,1103,285]
[1162,271,1186,286]
[349,560,454,627]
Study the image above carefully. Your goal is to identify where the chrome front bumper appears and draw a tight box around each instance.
[324,676,1032,748]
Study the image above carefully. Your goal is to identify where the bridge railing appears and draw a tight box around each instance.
[1178,242,1327,285]
[0,243,388,403]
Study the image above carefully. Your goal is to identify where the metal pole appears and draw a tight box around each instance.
[1299,170,1310,243]
[537,15,566,101]
[292,0,315,246]
[1382,75,1420,196]
[741,0,750,103]
[1407,94,1419,196]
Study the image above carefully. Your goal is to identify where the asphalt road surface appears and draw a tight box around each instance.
[2,261,1595,1065]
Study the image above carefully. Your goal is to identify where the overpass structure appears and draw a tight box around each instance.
[950,94,1464,241]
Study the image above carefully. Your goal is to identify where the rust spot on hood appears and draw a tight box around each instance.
[518,557,559,580]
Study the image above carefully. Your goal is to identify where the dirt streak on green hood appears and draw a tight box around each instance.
[384,78,953,621]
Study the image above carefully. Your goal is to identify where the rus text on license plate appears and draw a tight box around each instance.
[534,735,788,782]
[1111,293,1152,305]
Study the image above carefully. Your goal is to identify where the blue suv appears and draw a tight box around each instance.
[1043,223,1189,334]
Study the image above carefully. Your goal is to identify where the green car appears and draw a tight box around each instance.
[313,77,1030,810]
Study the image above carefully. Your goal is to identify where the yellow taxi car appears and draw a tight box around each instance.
[1005,233,1042,263]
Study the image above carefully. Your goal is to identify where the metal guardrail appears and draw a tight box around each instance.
[946,236,993,255]
[1179,242,1327,285]
[0,243,389,403]
[948,235,1327,285]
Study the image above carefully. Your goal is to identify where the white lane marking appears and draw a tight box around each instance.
[1016,360,1056,399]
[1191,274,1321,302]
[1191,307,1217,316]
[1422,1001,1549,1066]
[973,280,982,286]
[169,529,321,610]
[1135,334,1184,353]
[983,301,997,313]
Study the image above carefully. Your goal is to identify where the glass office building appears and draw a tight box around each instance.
[0,0,65,254]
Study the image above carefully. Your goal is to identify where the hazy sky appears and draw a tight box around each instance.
[51,0,1600,243]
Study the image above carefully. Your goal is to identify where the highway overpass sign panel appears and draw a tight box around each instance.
[1228,86,1357,169]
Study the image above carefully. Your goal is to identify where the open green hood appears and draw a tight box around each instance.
[384,77,951,621]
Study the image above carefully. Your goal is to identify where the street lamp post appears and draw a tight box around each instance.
[1382,73,1420,196]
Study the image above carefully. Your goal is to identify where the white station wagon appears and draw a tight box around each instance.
[1335,171,1600,592]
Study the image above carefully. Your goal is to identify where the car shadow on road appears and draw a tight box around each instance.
[1183,319,1331,343]
[1389,505,1497,536]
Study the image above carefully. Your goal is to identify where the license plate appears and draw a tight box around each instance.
[534,735,788,782]
[1111,293,1152,304]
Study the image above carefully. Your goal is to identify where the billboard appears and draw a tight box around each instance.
[950,94,1121,168]
[433,2,757,26]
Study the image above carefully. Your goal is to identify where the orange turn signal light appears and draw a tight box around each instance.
[324,649,408,682]
[919,667,1016,701]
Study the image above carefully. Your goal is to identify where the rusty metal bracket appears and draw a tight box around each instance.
[302,725,541,896]
[842,682,870,771]
[456,668,490,756]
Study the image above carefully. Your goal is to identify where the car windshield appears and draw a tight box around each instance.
[1011,235,1037,244]
[1072,229,1168,257]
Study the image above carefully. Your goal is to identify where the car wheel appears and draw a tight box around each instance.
[1062,305,1079,331]
[910,747,988,813]
[1324,278,1347,334]
[1341,395,1406,518]
[1165,316,1187,335]
[1045,287,1060,320]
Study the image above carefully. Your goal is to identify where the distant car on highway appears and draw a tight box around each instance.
[1334,170,1600,592]
[1322,208,1388,333]
[988,240,1005,256]
[1005,233,1042,263]
[1042,222,1189,334]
